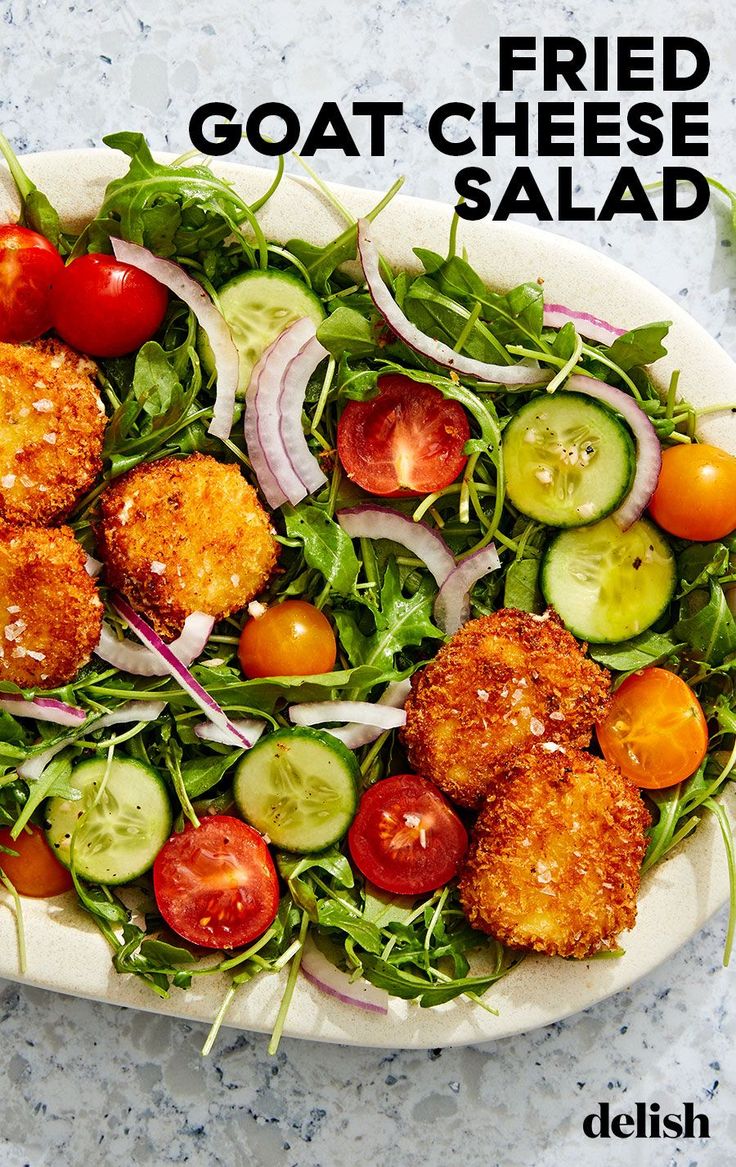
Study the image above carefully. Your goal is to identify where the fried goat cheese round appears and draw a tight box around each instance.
[459,747,650,958]
[0,339,105,525]
[401,607,611,808]
[0,525,103,688]
[97,453,279,637]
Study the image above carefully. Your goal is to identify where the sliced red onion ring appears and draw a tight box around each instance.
[95,612,214,676]
[434,544,502,635]
[278,333,329,495]
[193,717,266,748]
[543,303,625,346]
[111,238,239,441]
[300,939,388,1014]
[565,374,662,530]
[84,554,103,578]
[244,345,288,508]
[318,680,412,750]
[0,695,86,727]
[16,700,167,781]
[289,701,406,731]
[337,505,455,587]
[357,219,551,387]
[112,597,252,747]
[244,319,327,508]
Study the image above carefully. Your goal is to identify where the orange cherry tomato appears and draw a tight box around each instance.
[238,600,337,679]
[596,667,708,789]
[648,444,736,541]
[0,822,73,897]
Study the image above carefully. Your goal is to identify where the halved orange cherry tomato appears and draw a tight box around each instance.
[0,822,73,897]
[648,444,736,541]
[153,815,279,949]
[348,773,468,894]
[337,374,470,497]
[238,600,337,679]
[596,667,708,789]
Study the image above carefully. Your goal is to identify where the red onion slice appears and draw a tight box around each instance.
[565,375,662,530]
[337,505,455,587]
[84,554,103,578]
[193,717,266,748]
[314,680,412,750]
[0,695,86,728]
[543,304,625,346]
[95,612,214,676]
[434,545,502,635]
[357,219,551,387]
[111,238,239,441]
[289,701,406,731]
[300,939,389,1014]
[278,333,329,496]
[244,348,288,508]
[112,597,252,747]
[17,700,167,781]
[244,319,327,508]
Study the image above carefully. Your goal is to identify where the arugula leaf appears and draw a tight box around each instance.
[589,630,681,672]
[503,558,542,613]
[0,132,62,245]
[402,278,510,365]
[317,306,378,359]
[317,900,383,953]
[181,751,242,799]
[283,503,360,596]
[603,322,670,372]
[333,560,443,672]
[676,583,736,665]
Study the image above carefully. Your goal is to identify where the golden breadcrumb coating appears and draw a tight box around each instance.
[402,607,611,808]
[0,339,105,525]
[0,525,103,688]
[459,746,650,958]
[97,453,278,636]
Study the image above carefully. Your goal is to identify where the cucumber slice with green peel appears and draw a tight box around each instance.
[233,727,359,853]
[45,757,172,885]
[541,516,676,643]
[503,392,636,528]
[199,269,325,395]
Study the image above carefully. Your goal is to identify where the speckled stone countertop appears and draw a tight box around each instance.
[1,1,735,1164]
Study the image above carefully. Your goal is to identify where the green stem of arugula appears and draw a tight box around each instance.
[0,132,34,202]
[546,331,584,394]
[665,369,680,420]
[703,798,736,967]
[310,356,337,435]
[0,869,26,975]
[268,910,310,1055]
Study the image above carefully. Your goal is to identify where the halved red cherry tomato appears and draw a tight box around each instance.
[0,224,64,342]
[50,253,168,357]
[596,667,708,789]
[153,815,279,949]
[348,773,468,895]
[648,443,736,541]
[238,600,337,679]
[0,822,73,897]
[337,374,470,497]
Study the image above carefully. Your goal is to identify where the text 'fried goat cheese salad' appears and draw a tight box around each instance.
[0,132,735,1052]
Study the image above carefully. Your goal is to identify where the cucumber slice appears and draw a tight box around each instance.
[541,516,676,643]
[503,392,635,527]
[199,269,325,395]
[45,756,172,885]
[233,727,359,853]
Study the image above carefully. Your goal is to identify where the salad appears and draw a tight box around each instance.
[0,131,735,1054]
